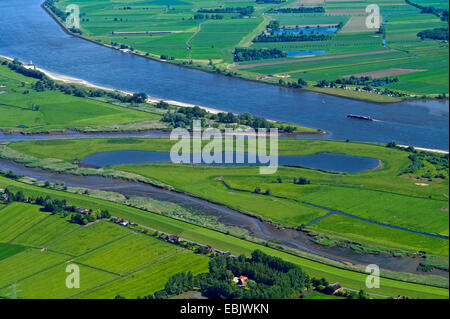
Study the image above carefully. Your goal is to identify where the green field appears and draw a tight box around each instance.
[0,137,449,298]
[0,61,161,133]
[46,0,449,100]
[7,137,449,257]
[0,201,210,299]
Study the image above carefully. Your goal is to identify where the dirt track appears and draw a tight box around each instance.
[234,49,397,70]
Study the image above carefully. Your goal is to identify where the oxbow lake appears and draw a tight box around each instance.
[80,150,380,173]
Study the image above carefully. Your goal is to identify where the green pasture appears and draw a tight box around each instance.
[0,62,160,132]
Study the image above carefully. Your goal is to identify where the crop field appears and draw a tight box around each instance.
[0,243,26,262]
[0,203,51,242]
[0,175,447,298]
[76,251,209,299]
[49,0,449,99]
[0,62,160,132]
[0,201,210,299]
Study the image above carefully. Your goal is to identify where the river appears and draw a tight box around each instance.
[0,0,448,150]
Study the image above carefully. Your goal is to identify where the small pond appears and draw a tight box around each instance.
[286,50,326,57]
[274,26,338,35]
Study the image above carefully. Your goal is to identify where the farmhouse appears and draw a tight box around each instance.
[329,283,343,294]
[77,207,89,214]
[233,275,249,287]
[167,235,183,243]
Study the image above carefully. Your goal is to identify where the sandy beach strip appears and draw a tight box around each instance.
[397,144,449,154]
[0,54,222,114]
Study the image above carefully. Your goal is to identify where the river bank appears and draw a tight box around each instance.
[41,1,447,105]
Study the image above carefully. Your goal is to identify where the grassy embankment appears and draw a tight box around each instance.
[0,176,448,298]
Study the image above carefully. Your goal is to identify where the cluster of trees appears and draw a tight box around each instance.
[44,0,68,21]
[387,141,449,178]
[162,107,297,132]
[212,112,297,132]
[269,7,325,13]
[6,59,151,104]
[160,55,175,60]
[317,76,399,88]
[70,209,111,225]
[253,186,271,195]
[4,59,46,80]
[293,177,311,185]
[140,272,195,299]
[256,0,286,3]
[254,33,333,42]
[162,106,207,128]
[197,6,254,16]
[315,77,406,97]
[233,48,286,62]
[193,14,224,20]
[198,250,309,299]
[155,100,170,109]
[405,0,449,22]
[312,278,368,299]
[0,187,112,226]
[267,20,280,31]
[417,27,449,40]
[277,78,307,89]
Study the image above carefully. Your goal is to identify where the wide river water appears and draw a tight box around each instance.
[0,0,448,150]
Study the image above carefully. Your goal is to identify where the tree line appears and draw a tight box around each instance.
[197,6,254,16]
[315,76,399,88]
[194,14,224,20]
[0,186,111,225]
[253,33,333,42]
[162,106,297,132]
[269,7,325,13]
[233,48,286,62]
[44,0,68,21]
[417,27,448,40]
[405,0,449,22]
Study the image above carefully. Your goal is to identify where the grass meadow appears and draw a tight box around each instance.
[0,200,210,299]
[0,62,160,132]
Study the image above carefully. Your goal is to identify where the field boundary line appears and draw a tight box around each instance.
[220,180,449,240]
[0,248,73,290]
[234,49,398,69]
[67,249,182,299]
[7,213,53,244]
[71,231,133,259]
